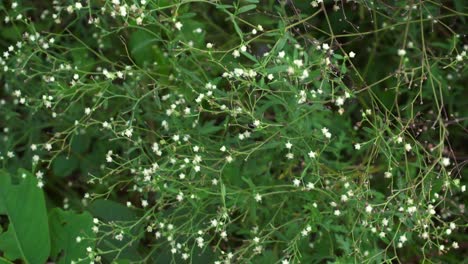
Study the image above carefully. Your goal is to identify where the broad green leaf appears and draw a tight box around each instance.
[129,29,167,71]
[49,208,95,264]
[52,155,80,177]
[88,199,140,222]
[0,169,50,264]
[70,134,91,154]
[88,200,142,262]
[0,228,21,261]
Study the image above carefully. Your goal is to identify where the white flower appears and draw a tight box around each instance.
[396,136,403,144]
[308,151,316,158]
[322,43,330,50]
[293,179,301,187]
[115,233,123,241]
[349,51,356,58]
[136,17,143,25]
[254,193,262,202]
[176,192,184,201]
[407,206,417,214]
[404,143,412,152]
[37,181,44,188]
[321,127,332,139]
[341,195,348,202]
[293,59,303,67]
[441,157,450,167]
[175,21,183,30]
[44,143,52,151]
[220,231,227,238]
[278,51,285,58]
[335,96,345,106]
[399,234,407,243]
[365,205,373,213]
[450,222,456,230]
[206,43,213,49]
[123,128,134,138]
[141,200,148,207]
[398,49,406,56]
[285,141,292,149]
[232,49,240,58]
[354,143,361,150]
[301,226,312,236]
[300,69,309,80]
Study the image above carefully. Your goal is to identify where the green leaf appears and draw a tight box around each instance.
[0,169,50,264]
[238,4,257,14]
[129,29,167,70]
[0,257,14,264]
[87,200,142,262]
[52,155,80,177]
[335,234,351,254]
[70,134,91,154]
[198,120,226,135]
[0,228,21,261]
[88,199,140,222]
[49,208,95,264]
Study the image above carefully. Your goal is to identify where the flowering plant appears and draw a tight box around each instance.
[0,0,466,263]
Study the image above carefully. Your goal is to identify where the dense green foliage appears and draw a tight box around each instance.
[0,0,467,263]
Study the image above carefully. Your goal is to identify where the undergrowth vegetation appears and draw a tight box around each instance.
[0,0,467,263]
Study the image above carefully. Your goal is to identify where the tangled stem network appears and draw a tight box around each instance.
[0,0,466,263]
